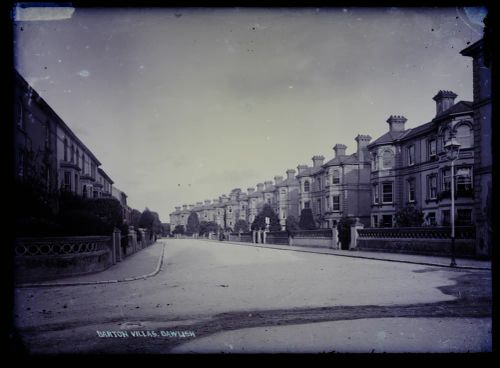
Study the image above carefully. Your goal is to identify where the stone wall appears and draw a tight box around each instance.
[14,236,113,283]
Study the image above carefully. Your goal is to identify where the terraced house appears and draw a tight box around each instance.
[14,69,119,201]
[368,91,475,228]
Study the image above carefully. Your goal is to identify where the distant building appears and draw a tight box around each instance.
[112,186,131,224]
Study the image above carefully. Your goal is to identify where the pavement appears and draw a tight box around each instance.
[15,237,489,288]
[198,238,491,270]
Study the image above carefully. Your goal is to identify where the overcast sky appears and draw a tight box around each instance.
[13,6,486,222]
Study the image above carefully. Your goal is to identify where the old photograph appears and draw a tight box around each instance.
[10,4,492,353]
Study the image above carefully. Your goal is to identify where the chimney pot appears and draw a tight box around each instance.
[386,115,407,132]
[432,90,458,116]
[333,144,347,158]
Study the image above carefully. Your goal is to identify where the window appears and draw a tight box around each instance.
[442,168,451,191]
[82,154,86,174]
[70,144,75,163]
[74,174,78,193]
[63,138,68,161]
[317,177,321,191]
[456,167,473,192]
[382,150,394,169]
[408,179,415,203]
[304,201,310,209]
[441,128,450,151]
[76,149,79,167]
[382,183,393,203]
[457,209,472,225]
[325,195,330,210]
[267,198,271,204]
[228,208,232,213]
[426,212,437,226]
[427,174,438,199]
[407,145,415,166]
[455,124,473,149]
[91,163,96,179]
[372,215,378,227]
[381,215,393,228]
[63,171,71,191]
[304,180,310,192]
[83,185,87,198]
[317,199,322,214]
[442,210,450,226]
[333,195,340,211]
[332,170,340,184]
[93,190,98,199]
[428,139,437,160]
[373,184,379,204]
[372,153,378,171]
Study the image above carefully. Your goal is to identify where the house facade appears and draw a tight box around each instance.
[367,92,475,228]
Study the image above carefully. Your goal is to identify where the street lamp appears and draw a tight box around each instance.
[444,135,461,267]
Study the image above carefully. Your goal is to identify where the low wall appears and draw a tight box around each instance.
[265,231,289,245]
[357,226,476,258]
[14,236,113,283]
[290,229,336,249]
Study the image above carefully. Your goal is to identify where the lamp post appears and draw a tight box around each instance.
[444,135,461,267]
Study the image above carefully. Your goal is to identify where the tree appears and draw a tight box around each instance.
[129,209,142,228]
[199,221,219,236]
[234,219,249,233]
[285,215,301,232]
[186,211,200,235]
[161,223,171,236]
[172,225,185,235]
[299,208,316,230]
[395,205,424,227]
[85,198,124,232]
[337,216,355,250]
[150,211,163,234]
[138,208,155,231]
[251,204,281,231]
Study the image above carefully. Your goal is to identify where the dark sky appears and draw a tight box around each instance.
[13,6,486,221]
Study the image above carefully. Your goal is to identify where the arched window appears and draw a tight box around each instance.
[304,180,310,192]
[441,128,450,151]
[332,170,340,184]
[382,150,394,169]
[70,144,75,163]
[455,124,473,149]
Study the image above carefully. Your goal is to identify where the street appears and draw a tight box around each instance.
[13,239,492,353]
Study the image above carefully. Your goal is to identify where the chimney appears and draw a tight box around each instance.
[175,206,181,211]
[297,165,308,175]
[386,115,407,132]
[312,155,325,167]
[355,134,372,162]
[204,200,211,205]
[213,199,219,204]
[182,204,188,210]
[256,183,264,192]
[220,195,229,203]
[333,144,347,158]
[247,187,255,194]
[264,180,273,190]
[286,169,296,180]
[433,90,457,116]
[196,201,203,206]
[274,175,284,185]
[188,204,195,210]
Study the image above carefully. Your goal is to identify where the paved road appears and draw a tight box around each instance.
[12,239,492,353]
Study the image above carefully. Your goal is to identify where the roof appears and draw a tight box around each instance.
[368,101,472,148]
[97,168,114,184]
[460,39,482,57]
[15,69,102,166]
[263,185,276,193]
[296,165,324,178]
[275,177,299,187]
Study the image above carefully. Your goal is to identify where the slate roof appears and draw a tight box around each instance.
[368,101,472,148]
[296,166,324,178]
[275,177,300,187]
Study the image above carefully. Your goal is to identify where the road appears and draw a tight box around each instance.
[12,238,492,353]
